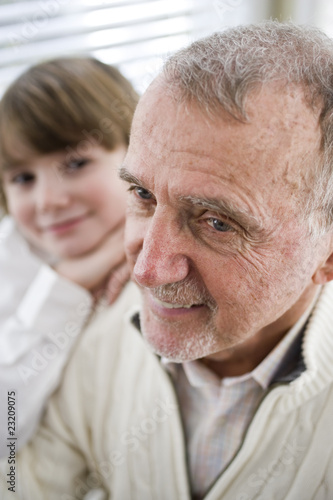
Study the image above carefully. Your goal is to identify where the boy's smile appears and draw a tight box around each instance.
[3,144,127,258]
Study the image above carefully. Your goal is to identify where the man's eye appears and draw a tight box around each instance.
[206,217,233,232]
[131,186,152,200]
[11,172,35,185]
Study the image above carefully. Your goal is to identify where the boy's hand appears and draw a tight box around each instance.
[91,259,130,306]
[55,221,129,303]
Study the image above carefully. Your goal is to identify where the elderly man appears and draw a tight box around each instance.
[1,21,333,500]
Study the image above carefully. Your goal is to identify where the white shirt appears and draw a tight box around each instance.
[0,216,93,456]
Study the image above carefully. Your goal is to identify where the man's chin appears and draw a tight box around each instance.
[143,339,197,363]
[141,327,217,364]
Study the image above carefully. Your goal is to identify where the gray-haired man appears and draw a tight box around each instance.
[2,21,333,500]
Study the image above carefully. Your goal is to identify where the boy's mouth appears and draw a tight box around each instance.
[41,214,88,233]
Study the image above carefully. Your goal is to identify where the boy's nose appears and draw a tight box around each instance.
[35,175,70,212]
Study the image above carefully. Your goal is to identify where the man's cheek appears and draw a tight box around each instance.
[223,249,271,292]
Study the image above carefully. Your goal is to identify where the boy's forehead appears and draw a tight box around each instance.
[1,146,73,171]
[2,153,37,171]
[0,136,39,170]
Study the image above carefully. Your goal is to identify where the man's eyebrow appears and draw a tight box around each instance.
[118,167,144,187]
[180,195,263,233]
[118,167,263,234]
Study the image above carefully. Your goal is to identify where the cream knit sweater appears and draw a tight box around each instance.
[1,281,333,500]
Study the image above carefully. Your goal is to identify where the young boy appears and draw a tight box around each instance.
[0,57,138,456]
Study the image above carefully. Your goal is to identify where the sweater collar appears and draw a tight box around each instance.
[130,282,333,404]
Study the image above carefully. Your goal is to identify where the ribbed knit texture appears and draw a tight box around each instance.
[1,282,333,499]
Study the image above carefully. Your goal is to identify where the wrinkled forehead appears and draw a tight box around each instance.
[131,80,321,179]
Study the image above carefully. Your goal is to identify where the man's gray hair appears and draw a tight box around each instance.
[163,21,333,237]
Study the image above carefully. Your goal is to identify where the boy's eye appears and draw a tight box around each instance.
[11,172,35,185]
[66,158,89,171]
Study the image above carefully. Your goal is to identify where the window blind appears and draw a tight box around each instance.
[0,0,221,96]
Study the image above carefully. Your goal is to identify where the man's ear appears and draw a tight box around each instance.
[312,251,333,284]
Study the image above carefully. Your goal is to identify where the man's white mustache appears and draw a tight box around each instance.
[149,277,217,310]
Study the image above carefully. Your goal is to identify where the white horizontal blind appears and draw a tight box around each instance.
[0,0,222,96]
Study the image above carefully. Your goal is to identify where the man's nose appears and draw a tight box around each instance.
[35,175,70,212]
[133,211,190,288]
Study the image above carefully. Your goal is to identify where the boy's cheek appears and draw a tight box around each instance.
[11,203,35,234]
